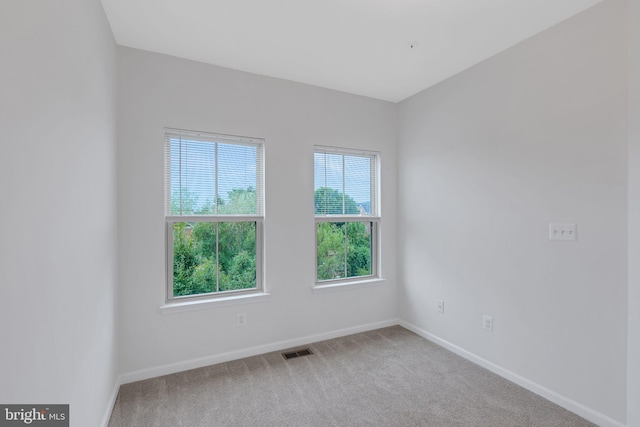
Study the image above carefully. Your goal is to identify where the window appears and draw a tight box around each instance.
[164,128,264,301]
[314,146,379,284]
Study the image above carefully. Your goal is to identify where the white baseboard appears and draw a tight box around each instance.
[119,318,399,385]
[398,320,626,427]
[100,377,121,427]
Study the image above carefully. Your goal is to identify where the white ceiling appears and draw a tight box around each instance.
[101,0,602,102]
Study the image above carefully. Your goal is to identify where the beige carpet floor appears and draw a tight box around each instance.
[108,326,594,426]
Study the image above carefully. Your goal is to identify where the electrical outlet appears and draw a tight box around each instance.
[436,300,444,314]
[237,313,247,326]
[482,315,493,332]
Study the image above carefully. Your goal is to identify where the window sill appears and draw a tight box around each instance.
[312,278,386,294]
[159,292,270,315]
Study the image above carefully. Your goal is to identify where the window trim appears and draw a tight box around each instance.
[314,146,381,286]
[160,291,271,315]
[311,278,386,294]
[164,128,265,304]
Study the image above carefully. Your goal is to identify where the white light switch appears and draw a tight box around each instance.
[549,223,577,241]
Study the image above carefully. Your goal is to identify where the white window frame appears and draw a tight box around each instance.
[164,128,264,303]
[314,145,381,286]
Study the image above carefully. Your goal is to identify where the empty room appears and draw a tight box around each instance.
[1,0,638,426]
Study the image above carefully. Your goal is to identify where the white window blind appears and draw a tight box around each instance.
[314,146,378,217]
[164,129,264,217]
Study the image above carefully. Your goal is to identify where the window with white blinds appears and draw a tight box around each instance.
[164,128,264,301]
[314,147,377,217]
[314,146,380,284]
[165,130,263,216]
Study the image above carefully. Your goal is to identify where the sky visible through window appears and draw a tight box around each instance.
[314,152,372,214]
[170,138,258,215]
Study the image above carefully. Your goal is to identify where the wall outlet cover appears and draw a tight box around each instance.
[482,315,493,332]
[237,313,247,326]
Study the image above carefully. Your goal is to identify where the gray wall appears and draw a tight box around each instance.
[116,47,398,378]
[0,0,119,426]
[628,0,640,425]
[397,1,627,425]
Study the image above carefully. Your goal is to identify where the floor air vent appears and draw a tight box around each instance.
[282,348,313,360]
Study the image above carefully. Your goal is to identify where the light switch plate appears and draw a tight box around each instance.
[549,223,577,241]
